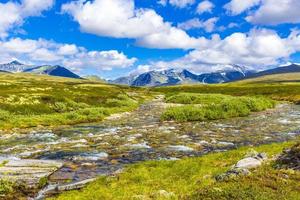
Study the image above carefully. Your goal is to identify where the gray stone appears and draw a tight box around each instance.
[0,158,62,189]
[235,157,262,169]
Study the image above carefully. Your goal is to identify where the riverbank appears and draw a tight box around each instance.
[50,140,300,200]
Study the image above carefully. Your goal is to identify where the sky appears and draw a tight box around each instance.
[0,0,300,79]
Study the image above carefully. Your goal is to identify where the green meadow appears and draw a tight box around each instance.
[0,73,150,130]
[50,140,300,200]
[0,72,300,200]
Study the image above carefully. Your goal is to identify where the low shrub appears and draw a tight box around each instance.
[161,94,276,122]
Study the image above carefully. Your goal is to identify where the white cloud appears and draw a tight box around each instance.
[58,44,79,56]
[62,0,206,49]
[224,0,261,15]
[196,0,214,14]
[178,17,218,32]
[158,0,168,6]
[0,38,137,72]
[148,29,300,73]
[169,0,195,8]
[246,0,300,25]
[64,50,137,71]
[0,0,54,38]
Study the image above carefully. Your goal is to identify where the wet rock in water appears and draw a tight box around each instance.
[276,143,300,170]
[217,141,235,147]
[124,142,151,149]
[57,178,96,191]
[168,145,194,152]
[215,151,267,181]
[0,157,62,191]
[72,152,108,161]
[35,178,96,199]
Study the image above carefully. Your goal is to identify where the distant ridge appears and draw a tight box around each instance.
[0,60,81,79]
[0,60,32,72]
[111,65,254,86]
[245,64,300,79]
[24,65,82,79]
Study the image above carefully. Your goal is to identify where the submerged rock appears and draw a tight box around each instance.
[72,152,109,161]
[168,145,194,152]
[35,178,96,199]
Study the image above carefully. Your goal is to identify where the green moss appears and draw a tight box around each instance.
[38,177,48,188]
[0,179,15,196]
[50,141,299,200]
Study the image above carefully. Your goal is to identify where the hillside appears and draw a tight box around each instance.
[237,73,300,83]
[24,65,82,79]
[0,73,148,130]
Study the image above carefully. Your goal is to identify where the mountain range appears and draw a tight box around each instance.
[111,65,255,86]
[111,64,300,86]
[1,60,300,86]
[0,61,81,79]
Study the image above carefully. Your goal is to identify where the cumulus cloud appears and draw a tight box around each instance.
[62,0,206,49]
[169,0,195,8]
[0,0,54,38]
[224,0,261,15]
[147,29,300,73]
[196,0,214,14]
[178,17,218,32]
[0,38,137,72]
[225,0,300,25]
[246,0,300,25]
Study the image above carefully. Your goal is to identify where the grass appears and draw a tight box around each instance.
[161,93,276,122]
[152,82,300,104]
[0,179,15,196]
[0,73,151,130]
[50,140,300,200]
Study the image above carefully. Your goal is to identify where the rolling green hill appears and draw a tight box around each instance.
[0,73,150,130]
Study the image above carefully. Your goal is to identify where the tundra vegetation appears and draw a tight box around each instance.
[50,140,300,200]
[0,72,300,199]
[0,73,150,130]
[161,93,276,122]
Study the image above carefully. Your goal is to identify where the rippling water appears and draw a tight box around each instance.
[0,99,300,184]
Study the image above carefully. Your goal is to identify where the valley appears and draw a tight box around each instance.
[0,72,299,199]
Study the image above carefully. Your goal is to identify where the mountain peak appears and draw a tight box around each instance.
[10,60,24,65]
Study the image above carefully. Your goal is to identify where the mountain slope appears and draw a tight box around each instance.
[0,60,32,72]
[24,65,81,79]
[112,65,254,86]
[247,64,300,79]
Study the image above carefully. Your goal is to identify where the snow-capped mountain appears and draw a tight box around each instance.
[111,65,255,86]
[0,60,32,72]
[0,61,81,79]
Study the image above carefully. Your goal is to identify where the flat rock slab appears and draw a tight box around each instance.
[0,158,63,189]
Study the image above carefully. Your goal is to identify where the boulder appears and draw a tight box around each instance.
[215,151,267,181]
[235,157,262,169]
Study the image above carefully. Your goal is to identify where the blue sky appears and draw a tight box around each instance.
[0,0,300,79]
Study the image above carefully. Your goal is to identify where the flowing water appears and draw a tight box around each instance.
[0,97,300,197]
